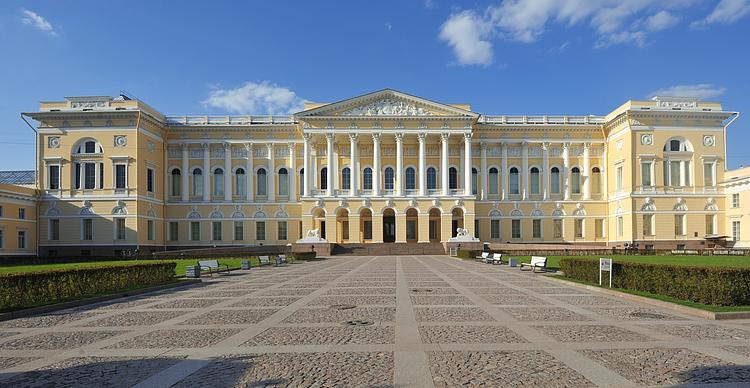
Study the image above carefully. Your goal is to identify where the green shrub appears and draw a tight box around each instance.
[559,258,750,306]
[291,252,317,260]
[0,261,176,311]
[456,249,482,259]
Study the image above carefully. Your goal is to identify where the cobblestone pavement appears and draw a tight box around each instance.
[2,255,750,387]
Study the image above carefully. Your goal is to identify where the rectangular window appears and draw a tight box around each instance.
[474,220,480,238]
[675,214,685,236]
[49,219,60,241]
[147,220,155,241]
[733,193,740,208]
[84,163,96,189]
[82,218,93,240]
[169,222,179,241]
[670,161,681,186]
[0,230,3,248]
[406,220,416,240]
[733,221,741,241]
[532,219,542,239]
[48,165,60,190]
[617,216,624,237]
[511,219,521,239]
[574,219,584,238]
[234,221,244,241]
[190,221,200,241]
[641,162,652,187]
[704,162,715,187]
[553,219,563,238]
[616,165,623,191]
[212,221,222,241]
[147,168,155,193]
[17,231,26,249]
[256,221,266,240]
[278,221,288,241]
[99,162,104,189]
[595,219,604,238]
[706,214,715,235]
[490,219,500,239]
[342,221,350,240]
[0,205,3,217]
[363,221,373,240]
[115,218,126,240]
[643,214,654,236]
[75,163,81,189]
[115,164,127,189]
[18,208,25,220]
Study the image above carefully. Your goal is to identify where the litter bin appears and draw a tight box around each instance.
[186,265,201,278]
[507,258,518,267]
[241,260,251,270]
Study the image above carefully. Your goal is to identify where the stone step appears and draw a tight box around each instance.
[332,243,445,256]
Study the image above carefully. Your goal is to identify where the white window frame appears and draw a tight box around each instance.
[490,219,500,239]
[169,221,179,241]
[212,221,222,241]
[190,221,201,241]
[675,214,686,236]
[643,214,654,236]
[615,163,624,192]
[732,193,740,208]
[616,216,624,237]
[81,218,93,241]
[234,221,244,241]
[147,167,156,194]
[278,220,288,241]
[732,220,741,241]
[256,221,266,241]
[532,219,542,239]
[147,219,155,241]
[17,231,26,249]
[115,218,127,240]
[574,218,584,238]
[553,218,564,239]
[49,219,60,241]
[47,163,61,191]
[511,219,521,239]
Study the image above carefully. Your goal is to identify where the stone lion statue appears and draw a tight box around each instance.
[456,228,469,237]
[306,228,320,238]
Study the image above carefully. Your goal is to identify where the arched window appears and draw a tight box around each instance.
[320,167,328,190]
[170,168,181,197]
[192,168,203,197]
[235,168,246,196]
[530,167,540,195]
[384,167,394,190]
[427,167,437,190]
[300,168,305,194]
[341,167,351,190]
[76,140,102,154]
[472,168,478,195]
[213,168,224,196]
[571,167,581,194]
[551,167,561,194]
[405,167,416,190]
[449,167,458,190]
[591,167,601,194]
[489,167,499,195]
[278,168,288,196]
[664,138,692,152]
[363,167,372,190]
[257,168,267,196]
[509,167,519,194]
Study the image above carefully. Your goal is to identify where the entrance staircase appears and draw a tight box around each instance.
[331,243,446,256]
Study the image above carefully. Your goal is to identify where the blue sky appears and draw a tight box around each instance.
[1,0,749,170]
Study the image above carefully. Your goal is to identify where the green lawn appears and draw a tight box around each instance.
[496,255,750,271]
[0,257,268,276]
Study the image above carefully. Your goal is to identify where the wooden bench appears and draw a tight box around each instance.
[520,256,547,273]
[259,256,271,266]
[476,252,490,262]
[490,253,503,265]
[198,259,230,276]
[275,254,288,266]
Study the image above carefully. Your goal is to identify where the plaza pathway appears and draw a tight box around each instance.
[1,255,750,387]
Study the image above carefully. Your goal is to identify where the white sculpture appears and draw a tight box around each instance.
[307,228,320,239]
[456,228,469,237]
[449,227,479,242]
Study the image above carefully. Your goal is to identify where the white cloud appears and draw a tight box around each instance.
[643,11,680,31]
[438,10,493,66]
[203,81,307,115]
[385,22,392,31]
[649,83,726,99]
[424,0,435,9]
[692,0,750,28]
[21,9,56,36]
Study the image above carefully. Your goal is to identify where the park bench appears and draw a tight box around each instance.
[490,253,503,265]
[476,252,490,262]
[684,250,700,255]
[259,256,271,266]
[275,254,288,266]
[519,256,547,273]
[198,259,230,276]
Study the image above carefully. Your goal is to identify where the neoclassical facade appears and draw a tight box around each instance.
[18,89,741,257]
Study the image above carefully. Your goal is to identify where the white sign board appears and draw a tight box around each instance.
[599,258,613,288]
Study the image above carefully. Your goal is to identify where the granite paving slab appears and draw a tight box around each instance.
[535,324,653,343]
[107,329,242,349]
[243,326,395,346]
[419,325,528,344]
[0,331,123,350]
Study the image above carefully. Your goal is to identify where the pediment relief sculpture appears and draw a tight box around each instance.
[341,98,434,116]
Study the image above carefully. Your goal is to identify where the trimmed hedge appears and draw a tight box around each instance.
[560,258,750,306]
[291,252,317,260]
[0,261,176,311]
[457,249,482,259]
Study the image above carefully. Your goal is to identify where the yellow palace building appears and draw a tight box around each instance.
[1,89,744,258]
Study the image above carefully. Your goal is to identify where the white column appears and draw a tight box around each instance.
[542,142,550,200]
[563,142,571,200]
[521,141,529,200]
[202,143,210,202]
[180,143,189,202]
[303,134,311,197]
[288,142,296,201]
[441,133,449,196]
[372,133,381,196]
[349,133,358,196]
[501,142,508,200]
[602,144,608,198]
[245,143,253,202]
[224,143,232,202]
[326,133,334,197]
[583,142,591,200]
[418,133,426,196]
[267,143,275,202]
[395,133,403,196]
[464,133,472,196]
[480,142,488,200]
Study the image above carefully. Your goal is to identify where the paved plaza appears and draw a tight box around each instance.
[2,255,750,387]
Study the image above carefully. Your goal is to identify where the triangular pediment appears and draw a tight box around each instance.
[295,89,478,119]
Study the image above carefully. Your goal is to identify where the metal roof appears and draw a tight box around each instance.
[0,170,36,185]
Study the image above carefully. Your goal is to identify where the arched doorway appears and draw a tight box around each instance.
[312,208,326,240]
[383,208,396,243]
[406,208,418,242]
[429,208,441,242]
[360,208,373,241]
[336,208,349,243]
[451,208,464,238]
